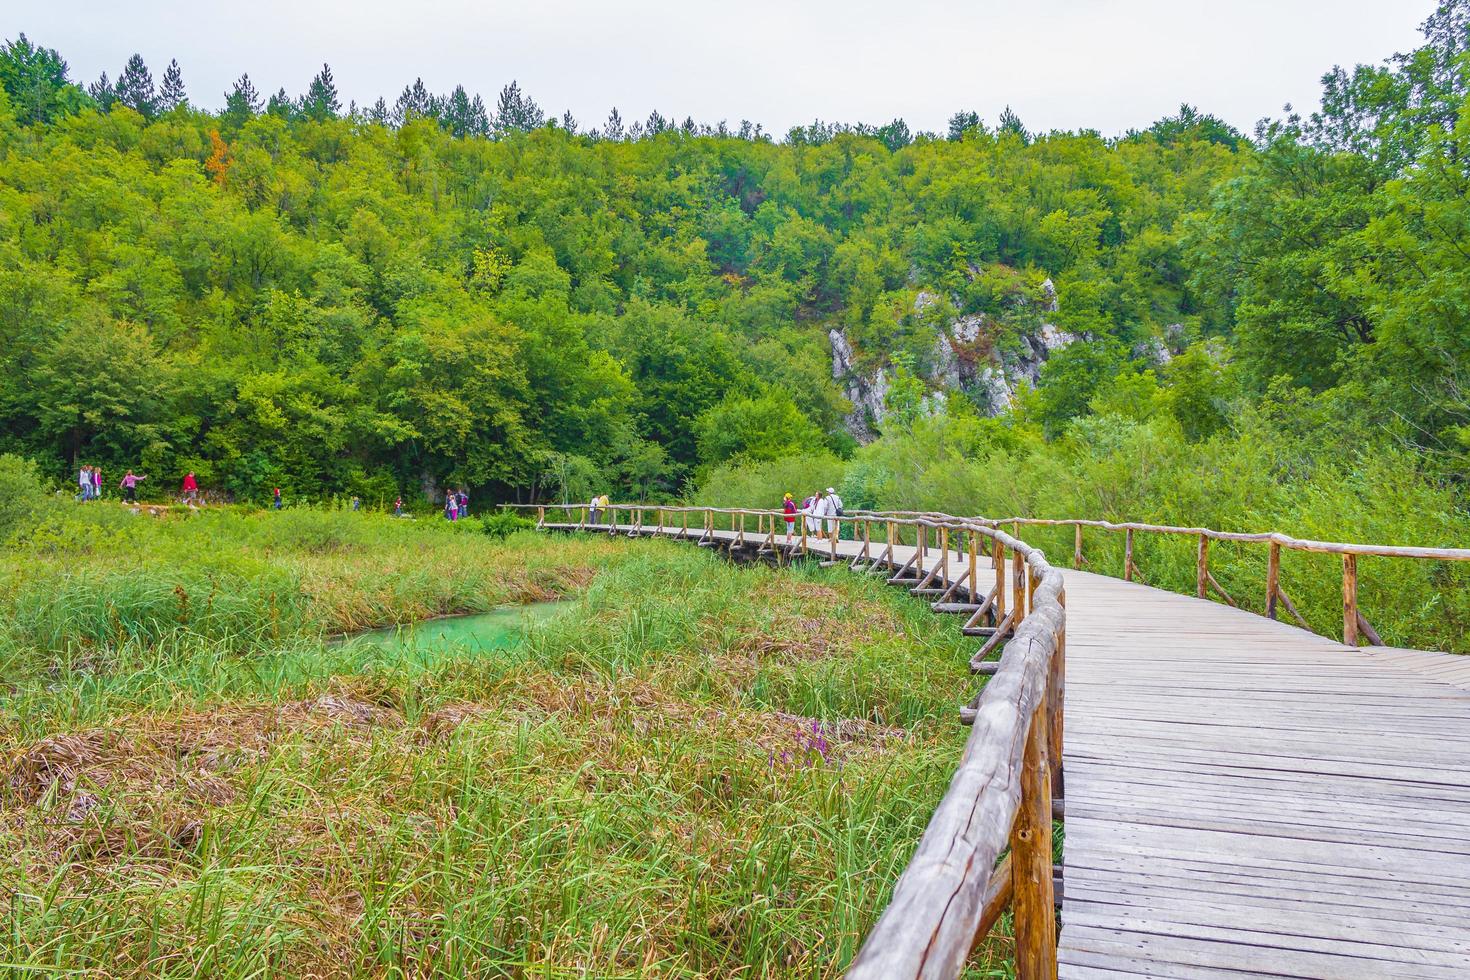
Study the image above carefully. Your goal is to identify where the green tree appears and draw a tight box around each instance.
[114,53,156,118]
[301,63,340,122]
[495,81,542,133]
[695,390,824,465]
[158,59,187,112]
[0,34,89,125]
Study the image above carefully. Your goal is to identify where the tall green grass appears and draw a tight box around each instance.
[0,508,1005,978]
[698,414,1470,652]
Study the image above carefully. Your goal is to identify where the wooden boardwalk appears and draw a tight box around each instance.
[546,520,1470,978]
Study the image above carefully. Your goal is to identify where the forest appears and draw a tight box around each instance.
[1,3,1468,531]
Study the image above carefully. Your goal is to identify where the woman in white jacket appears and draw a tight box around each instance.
[802,491,824,535]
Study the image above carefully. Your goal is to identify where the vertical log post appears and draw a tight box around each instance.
[940,527,950,587]
[1124,528,1135,582]
[887,521,896,571]
[1011,707,1057,980]
[969,532,979,604]
[994,539,1007,621]
[1012,548,1026,619]
[1073,524,1083,569]
[537,505,545,527]
[801,516,808,555]
[1266,542,1280,619]
[1048,589,1066,800]
[1343,554,1359,646]
[862,519,871,561]
[1196,534,1209,599]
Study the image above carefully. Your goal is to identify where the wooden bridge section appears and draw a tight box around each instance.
[518,505,1470,979]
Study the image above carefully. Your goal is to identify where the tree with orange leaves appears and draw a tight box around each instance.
[204,129,230,185]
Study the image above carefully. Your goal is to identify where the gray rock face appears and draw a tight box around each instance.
[830,327,888,442]
[828,277,1079,439]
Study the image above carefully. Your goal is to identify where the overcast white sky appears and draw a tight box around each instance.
[9,1,1433,136]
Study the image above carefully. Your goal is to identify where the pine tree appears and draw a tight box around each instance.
[603,107,624,141]
[645,110,668,135]
[88,72,116,111]
[560,109,577,134]
[443,84,474,136]
[221,74,261,128]
[681,116,696,135]
[495,81,542,133]
[301,63,340,121]
[947,110,980,140]
[998,105,1029,143]
[393,78,433,125]
[114,53,156,118]
[876,118,911,151]
[468,94,489,136]
[157,59,186,112]
[266,87,294,119]
[369,96,390,126]
[1,34,83,125]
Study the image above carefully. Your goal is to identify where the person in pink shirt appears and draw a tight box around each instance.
[119,470,146,503]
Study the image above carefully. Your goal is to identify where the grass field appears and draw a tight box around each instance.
[0,505,1007,978]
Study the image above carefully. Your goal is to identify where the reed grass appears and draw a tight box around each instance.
[0,506,1010,977]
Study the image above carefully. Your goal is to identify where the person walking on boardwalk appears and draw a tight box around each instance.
[92,466,102,500]
[394,496,403,517]
[598,493,611,525]
[351,495,361,511]
[444,491,458,521]
[589,494,601,526]
[273,487,282,510]
[782,493,798,541]
[811,489,836,542]
[801,491,822,537]
[825,486,844,543]
[78,465,91,501]
[119,470,146,503]
[182,471,199,504]
[458,489,469,518]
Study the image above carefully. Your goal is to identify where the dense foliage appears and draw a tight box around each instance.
[0,30,1246,504]
[2,3,1469,541]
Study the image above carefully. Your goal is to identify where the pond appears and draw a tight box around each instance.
[339,602,568,656]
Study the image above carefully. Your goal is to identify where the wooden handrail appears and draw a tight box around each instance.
[508,501,1066,978]
[669,505,1467,647]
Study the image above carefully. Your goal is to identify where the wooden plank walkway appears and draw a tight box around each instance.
[549,522,1470,978]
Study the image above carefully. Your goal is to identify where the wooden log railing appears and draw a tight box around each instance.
[509,502,1067,979]
[842,509,1470,648]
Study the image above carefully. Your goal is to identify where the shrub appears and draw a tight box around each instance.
[0,454,50,543]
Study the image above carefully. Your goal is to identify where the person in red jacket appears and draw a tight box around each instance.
[782,492,797,541]
[182,471,199,504]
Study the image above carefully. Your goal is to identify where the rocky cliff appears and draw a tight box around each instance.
[831,278,1079,441]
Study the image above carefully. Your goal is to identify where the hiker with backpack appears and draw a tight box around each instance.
[825,486,845,542]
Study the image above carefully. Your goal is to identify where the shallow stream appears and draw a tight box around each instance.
[338,602,567,655]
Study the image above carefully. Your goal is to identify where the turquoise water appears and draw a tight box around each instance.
[340,602,565,655]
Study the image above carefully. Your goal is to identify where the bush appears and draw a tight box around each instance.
[476,511,534,539]
[0,454,50,543]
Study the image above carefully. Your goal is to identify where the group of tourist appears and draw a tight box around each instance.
[443,488,471,521]
[75,465,106,501]
[78,465,153,504]
[783,487,844,543]
[587,493,612,524]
